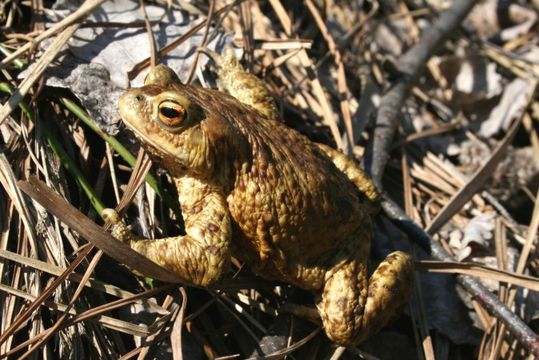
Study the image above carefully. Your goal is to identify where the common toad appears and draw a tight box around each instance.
[105,52,414,346]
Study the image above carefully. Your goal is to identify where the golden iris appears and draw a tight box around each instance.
[157,101,186,127]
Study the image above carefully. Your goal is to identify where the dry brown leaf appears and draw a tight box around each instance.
[17,177,182,283]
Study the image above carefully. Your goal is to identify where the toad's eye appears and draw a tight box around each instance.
[158,101,186,127]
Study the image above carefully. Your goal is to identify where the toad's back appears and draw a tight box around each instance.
[177,83,372,287]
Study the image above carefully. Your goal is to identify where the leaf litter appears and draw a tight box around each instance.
[1,0,539,359]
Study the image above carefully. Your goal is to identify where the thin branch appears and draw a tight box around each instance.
[368,0,479,187]
[0,0,106,69]
[363,0,539,356]
[382,197,539,357]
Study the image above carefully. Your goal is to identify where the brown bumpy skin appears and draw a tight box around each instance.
[107,51,415,346]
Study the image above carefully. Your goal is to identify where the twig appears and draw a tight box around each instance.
[368,0,479,187]
[489,184,539,357]
[305,0,354,149]
[362,0,539,356]
[426,111,524,234]
[18,177,181,283]
[267,0,344,150]
[0,245,93,349]
[0,24,79,125]
[185,0,216,84]
[139,0,158,68]
[128,0,245,81]
[0,0,106,68]
[18,251,105,360]
[171,288,188,360]
[382,197,539,357]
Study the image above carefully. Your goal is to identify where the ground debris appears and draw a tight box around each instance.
[1,0,539,359]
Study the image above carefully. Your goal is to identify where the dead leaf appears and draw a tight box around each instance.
[479,78,533,137]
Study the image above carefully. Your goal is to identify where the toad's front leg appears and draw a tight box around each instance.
[103,176,231,287]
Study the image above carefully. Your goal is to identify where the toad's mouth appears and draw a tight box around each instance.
[123,119,188,166]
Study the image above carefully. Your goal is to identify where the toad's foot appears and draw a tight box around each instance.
[101,176,231,287]
[102,208,139,243]
[318,251,414,346]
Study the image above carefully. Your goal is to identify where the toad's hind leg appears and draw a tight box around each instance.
[202,48,280,122]
[318,251,414,346]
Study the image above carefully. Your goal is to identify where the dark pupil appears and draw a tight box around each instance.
[160,107,180,119]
